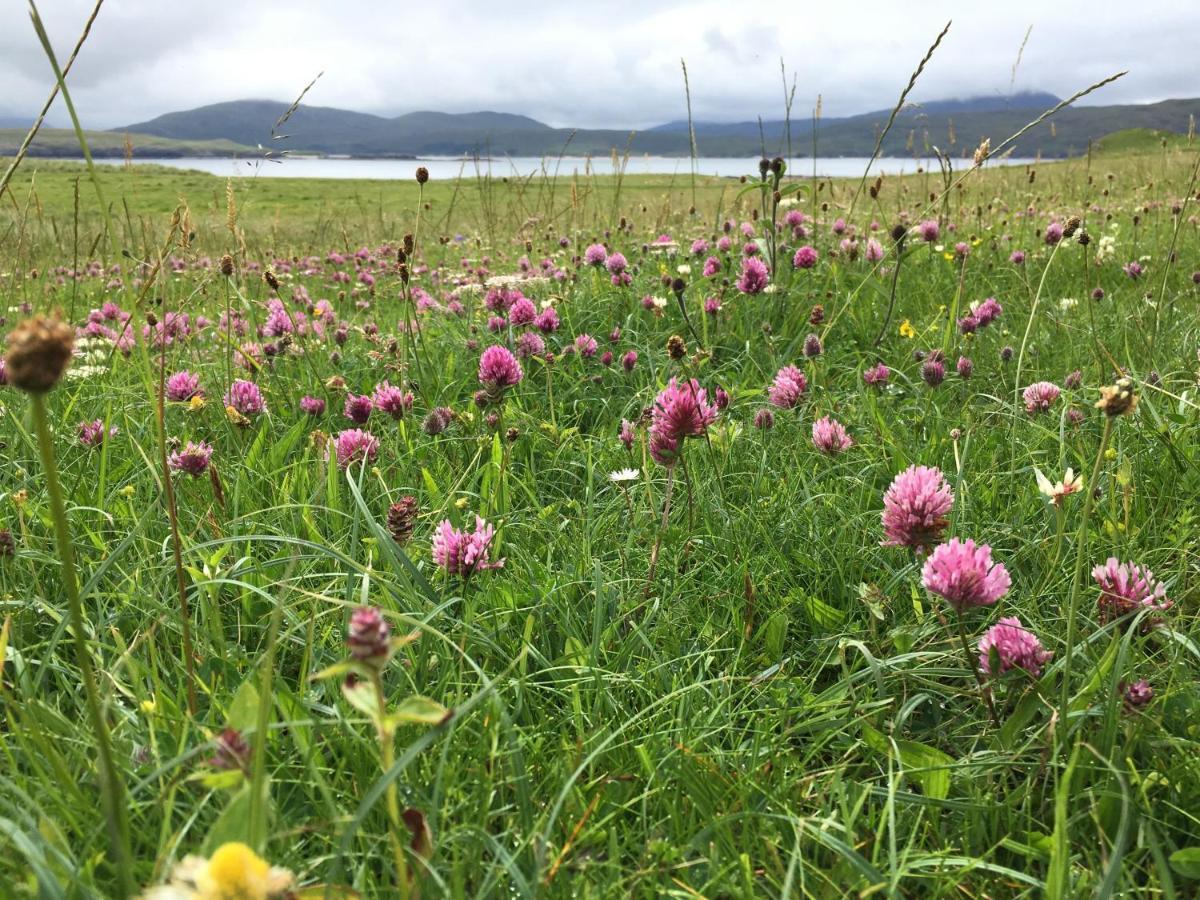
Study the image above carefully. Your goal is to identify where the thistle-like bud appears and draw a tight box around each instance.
[1095,376,1138,417]
[208,727,251,772]
[347,606,392,666]
[386,496,418,545]
[263,270,279,292]
[219,254,235,277]
[666,334,687,361]
[415,166,430,185]
[4,315,74,393]
[1062,216,1082,239]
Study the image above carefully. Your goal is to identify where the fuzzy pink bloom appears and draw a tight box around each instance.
[431,515,504,576]
[812,416,853,454]
[224,379,266,416]
[702,255,722,277]
[978,616,1052,678]
[508,296,537,327]
[583,244,607,266]
[864,238,884,262]
[168,440,213,476]
[372,381,413,418]
[917,220,940,242]
[921,538,1011,611]
[768,365,807,409]
[478,344,523,389]
[344,393,373,424]
[533,307,560,333]
[78,419,117,448]
[574,334,598,358]
[300,395,325,415]
[881,465,954,552]
[974,297,1002,326]
[736,256,769,294]
[863,363,890,387]
[347,606,391,665]
[1023,381,1061,414]
[166,370,203,402]
[619,419,636,450]
[792,246,819,269]
[605,252,627,275]
[621,350,638,372]
[332,429,379,469]
[1092,557,1172,622]
[649,377,718,466]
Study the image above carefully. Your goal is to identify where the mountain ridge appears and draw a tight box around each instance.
[87,93,1200,159]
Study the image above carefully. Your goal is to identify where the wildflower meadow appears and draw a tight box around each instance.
[2,43,1200,900]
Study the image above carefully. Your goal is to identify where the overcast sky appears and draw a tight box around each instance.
[1,0,1195,129]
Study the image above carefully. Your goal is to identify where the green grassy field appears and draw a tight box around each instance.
[0,127,258,159]
[1,139,1199,898]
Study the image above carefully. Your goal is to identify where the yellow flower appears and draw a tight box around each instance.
[1105,448,1117,461]
[141,698,157,714]
[899,320,915,339]
[121,485,136,498]
[455,497,469,510]
[187,395,207,412]
[141,842,293,900]
[225,405,249,428]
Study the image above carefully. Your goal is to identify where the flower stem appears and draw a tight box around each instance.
[1058,416,1113,733]
[373,670,411,899]
[30,392,134,897]
[954,611,999,729]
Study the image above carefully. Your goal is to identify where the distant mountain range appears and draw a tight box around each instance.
[113,92,1200,159]
[5,92,1198,161]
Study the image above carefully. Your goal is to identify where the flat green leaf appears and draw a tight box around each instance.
[862,724,954,800]
[1170,848,1200,879]
[386,695,451,727]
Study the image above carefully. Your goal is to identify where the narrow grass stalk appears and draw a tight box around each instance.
[30,392,134,897]
[1057,416,1113,731]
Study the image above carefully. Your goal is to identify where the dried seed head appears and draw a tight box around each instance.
[219,254,235,277]
[1095,376,1138,417]
[1062,216,1082,239]
[263,269,280,291]
[0,528,13,557]
[666,334,687,361]
[386,496,418,545]
[4,315,74,393]
[415,166,430,185]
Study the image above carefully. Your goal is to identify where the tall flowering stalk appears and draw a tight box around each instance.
[5,317,134,895]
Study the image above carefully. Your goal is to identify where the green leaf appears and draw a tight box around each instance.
[862,724,954,800]
[386,695,451,728]
[225,677,260,734]
[202,784,256,854]
[799,593,845,630]
[1169,848,1200,879]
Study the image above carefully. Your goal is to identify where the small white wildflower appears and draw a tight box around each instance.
[1034,467,1083,506]
[608,468,640,484]
[676,264,691,275]
[1059,297,1078,312]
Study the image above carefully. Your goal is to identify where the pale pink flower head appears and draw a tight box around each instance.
[881,464,954,552]
[478,344,523,390]
[812,416,853,454]
[583,243,608,267]
[792,246,819,269]
[431,515,505,577]
[619,418,636,450]
[372,381,413,419]
[978,616,1052,678]
[224,379,266,416]
[649,377,718,466]
[332,429,379,469]
[347,606,391,667]
[862,363,890,387]
[300,395,325,415]
[921,538,1011,612]
[1092,557,1172,623]
[344,392,373,424]
[864,238,884,263]
[166,370,203,402]
[768,365,807,409]
[1023,381,1061,414]
[917,219,940,242]
[168,440,213,477]
[78,419,117,448]
[574,333,598,358]
[508,296,537,327]
[736,256,769,295]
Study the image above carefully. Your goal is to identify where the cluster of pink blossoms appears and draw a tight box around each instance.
[978,617,1052,678]
[1022,381,1062,414]
[811,416,852,455]
[432,515,504,576]
[648,378,718,466]
[768,365,807,409]
[881,465,954,553]
[921,538,1012,612]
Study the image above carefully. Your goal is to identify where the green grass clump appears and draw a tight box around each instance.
[0,143,1198,898]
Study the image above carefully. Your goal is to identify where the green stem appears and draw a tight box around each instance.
[954,611,999,729]
[1058,416,1113,732]
[31,393,133,897]
[374,670,411,899]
